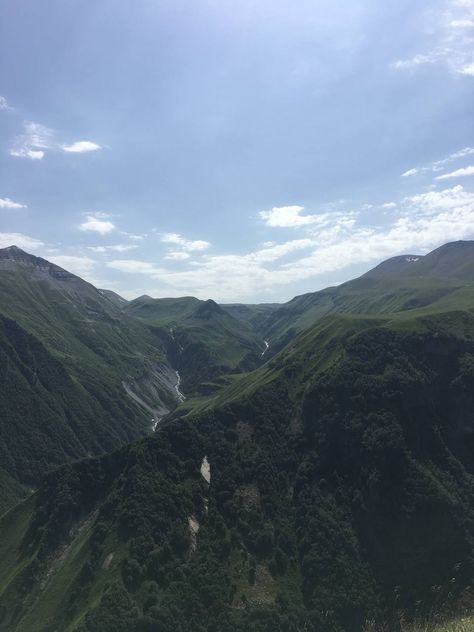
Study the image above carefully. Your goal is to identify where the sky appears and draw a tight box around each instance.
[0,0,474,303]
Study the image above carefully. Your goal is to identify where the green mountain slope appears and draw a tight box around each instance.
[2,241,474,631]
[262,240,474,352]
[124,296,265,395]
[2,309,474,631]
[220,303,279,328]
[0,247,179,505]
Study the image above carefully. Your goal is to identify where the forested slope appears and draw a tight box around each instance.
[2,309,474,631]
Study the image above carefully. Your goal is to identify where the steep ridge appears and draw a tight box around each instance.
[0,247,179,504]
[261,240,474,352]
[1,243,474,630]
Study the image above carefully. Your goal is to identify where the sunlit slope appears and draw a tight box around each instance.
[261,240,474,351]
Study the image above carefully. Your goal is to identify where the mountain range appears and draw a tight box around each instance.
[0,241,474,631]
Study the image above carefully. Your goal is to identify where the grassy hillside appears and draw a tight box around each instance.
[124,296,265,394]
[2,241,474,630]
[2,306,474,631]
[0,247,178,506]
[261,241,474,353]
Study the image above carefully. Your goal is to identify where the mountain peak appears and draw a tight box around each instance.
[0,245,78,281]
[193,298,225,319]
[363,253,423,279]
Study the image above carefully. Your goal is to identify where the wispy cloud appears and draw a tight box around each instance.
[0,197,26,209]
[401,147,474,178]
[88,244,137,253]
[10,121,102,160]
[0,233,43,250]
[63,141,101,153]
[0,96,13,111]
[48,255,96,277]
[10,122,54,160]
[161,232,210,252]
[79,213,115,234]
[164,251,191,261]
[106,184,474,302]
[393,0,474,77]
[107,259,166,275]
[401,168,419,177]
[435,165,474,179]
[121,232,147,241]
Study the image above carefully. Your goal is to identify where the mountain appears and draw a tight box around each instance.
[123,295,266,395]
[220,303,279,328]
[261,240,474,353]
[98,288,129,308]
[0,246,179,505]
[1,241,474,631]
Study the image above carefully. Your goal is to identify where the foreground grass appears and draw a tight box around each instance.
[366,614,474,632]
[408,616,474,632]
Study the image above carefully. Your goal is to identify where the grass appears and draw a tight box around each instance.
[365,615,474,632]
[410,617,474,632]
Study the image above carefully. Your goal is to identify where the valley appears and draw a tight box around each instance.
[0,241,474,631]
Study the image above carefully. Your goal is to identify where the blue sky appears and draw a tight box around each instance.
[1,0,474,302]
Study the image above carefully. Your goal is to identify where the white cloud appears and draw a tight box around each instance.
[49,255,96,276]
[450,18,474,27]
[393,0,474,76]
[161,233,211,251]
[451,147,474,159]
[106,185,474,302]
[0,96,13,111]
[436,165,474,179]
[259,205,327,227]
[0,233,44,250]
[401,148,474,179]
[382,202,397,209]
[401,168,419,177]
[0,197,26,209]
[10,121,54,160]
[10,148,45,160]
[79,213,115,234]
[63,141,101,153]
[106,244,137,252]
[10,123,101,159]
[107,259,166,275]
[164,251,191,261]
[121,232,146,240]
[88,244,137,253]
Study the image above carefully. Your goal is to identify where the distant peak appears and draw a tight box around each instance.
[0,245,81,282]
[136,294,153,302]
[194,298,224,319]
[0,245,37,262]
[363,253,424,278]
